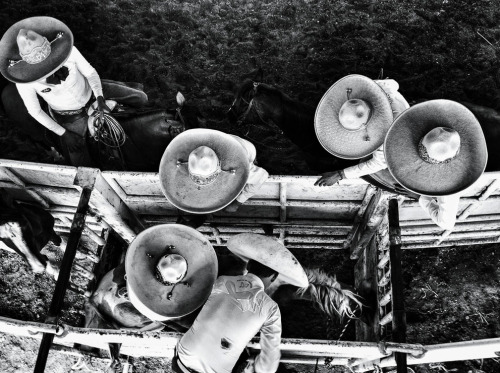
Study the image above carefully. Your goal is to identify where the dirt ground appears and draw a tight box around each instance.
[1,0,500,372]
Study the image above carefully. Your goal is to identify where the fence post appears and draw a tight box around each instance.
[388,198,407,373]
[34,168,99,373]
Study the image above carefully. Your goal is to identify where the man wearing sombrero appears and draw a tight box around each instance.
[314,74,409,187]
[159,128,268,215]
[0,17,110,167]
[384,100,488,230]
[174,233,309,373]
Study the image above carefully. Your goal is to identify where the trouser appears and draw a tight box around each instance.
[51,107,93,168]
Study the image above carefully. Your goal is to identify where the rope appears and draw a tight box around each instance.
[90,113,127,148]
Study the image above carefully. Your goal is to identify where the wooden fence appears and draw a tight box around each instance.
[1,159,500,372]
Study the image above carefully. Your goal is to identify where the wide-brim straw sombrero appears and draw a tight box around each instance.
[226,233,309,288]
[384,100,488,196]
[0,17,73,84]
[125,224,218,321]
[159,129,250,214]
[315,74,393,159]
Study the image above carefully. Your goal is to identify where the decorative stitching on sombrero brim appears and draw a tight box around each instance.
[418,138,460,164]
[188,160,222,186]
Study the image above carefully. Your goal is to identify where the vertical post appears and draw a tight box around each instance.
[388,198,407,373]
[34,169,97,373]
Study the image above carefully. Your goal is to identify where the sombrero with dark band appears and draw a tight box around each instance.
[125,224,218,321]
[315,74,393,159]
[384,100,488,196]
[227,233,309,288]
[0,17,73,83]
[159,129,250,214]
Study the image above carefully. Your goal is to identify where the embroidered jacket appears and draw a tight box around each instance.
[177,274,281,373]
[16,46,103,136]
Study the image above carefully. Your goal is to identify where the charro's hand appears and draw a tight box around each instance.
[314,170,344,187]
[96,96,111,123]
[224,200,242,212]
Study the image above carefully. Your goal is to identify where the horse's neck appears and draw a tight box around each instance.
[279,95,316,138]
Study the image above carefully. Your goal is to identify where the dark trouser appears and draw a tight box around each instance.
[51,110,93,168]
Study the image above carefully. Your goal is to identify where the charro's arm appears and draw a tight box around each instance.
[16,84,66,136]
[253,302,281,373]
[71,46,103,98]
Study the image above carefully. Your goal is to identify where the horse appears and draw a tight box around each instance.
[228,78,358,173]
[0,190,61,279]
[228,78,500,191]
[85,250,363,371]
[0,81,202,172]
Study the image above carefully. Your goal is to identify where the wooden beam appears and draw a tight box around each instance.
[344,185,377,249]
[0,167,50,208]
[350,190,389,260]
[279,182,287,223]
[90,173,144,244]
[388,198,407,373]
[354,236,380,342]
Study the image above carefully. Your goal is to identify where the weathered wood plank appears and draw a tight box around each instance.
[355,236,380,342]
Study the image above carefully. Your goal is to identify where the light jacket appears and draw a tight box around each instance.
[16,46,103,136]
[177,274,281,373]
[230,135,269,204]
[418,194,461,231]
[342,79,410,179]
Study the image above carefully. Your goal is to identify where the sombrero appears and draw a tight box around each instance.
[384,100,488,196]
[0,17,73,84]
[315,74,393,159]
[159,129,250,214]
[125,224,218,321]
[226,233,309,288]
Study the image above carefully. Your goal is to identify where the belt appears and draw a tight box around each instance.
[51,97,93,116]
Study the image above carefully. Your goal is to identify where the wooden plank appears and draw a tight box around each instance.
[350,190,389,260]
[402,220,500,235]
[399,213,500,226]
[387,198,407,373]
[354,236,380,342]
[402,230,500,244]
[344,185,377,249]
[279,182,287,223]
[90,173,144,244]
[403,237,500,249]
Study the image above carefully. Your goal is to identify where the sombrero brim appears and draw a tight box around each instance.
[226,233,309,288]
[159,129,250,214]
[384,100,488,196]
[125,224,218,320]
[315,75,393,159]
[0,17,74,84]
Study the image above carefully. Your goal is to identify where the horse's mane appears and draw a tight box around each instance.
[295,268,364,320]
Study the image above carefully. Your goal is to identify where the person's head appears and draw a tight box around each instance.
[247,259,278,289]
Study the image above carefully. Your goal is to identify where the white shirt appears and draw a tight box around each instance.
[342,79,410,179]
[230,135,269,204]
[16,46,103,136]
[177,274,281,373]
[418,194,461,230]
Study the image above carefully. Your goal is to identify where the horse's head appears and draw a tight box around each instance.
[228,79,284,126]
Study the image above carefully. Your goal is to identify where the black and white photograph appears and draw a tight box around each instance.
[0,1,499,372]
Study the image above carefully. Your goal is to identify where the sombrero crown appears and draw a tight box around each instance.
[315,75,394,159]
[159,129,250,214]
[125,224,218,321]
[226,233,309,288]
[0,17,73,83]
[384,100,488,196]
